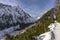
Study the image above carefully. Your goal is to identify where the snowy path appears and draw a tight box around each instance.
[53,22,60,40]
[49,21,60,40]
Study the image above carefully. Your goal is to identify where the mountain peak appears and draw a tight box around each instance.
[0,3,35,30]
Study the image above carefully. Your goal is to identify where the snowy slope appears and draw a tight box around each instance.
[35,32,51,40]
[51,21,60,40]
[35,21,60,40]
[0,3,35,28]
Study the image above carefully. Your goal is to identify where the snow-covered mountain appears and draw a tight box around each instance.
[0,3,35,29]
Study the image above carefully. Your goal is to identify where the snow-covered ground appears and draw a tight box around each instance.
[53,21,60,40]
[35,32,52,40]
[35,21,60,40]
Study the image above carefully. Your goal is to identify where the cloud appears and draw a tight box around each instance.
[0,0,18,6]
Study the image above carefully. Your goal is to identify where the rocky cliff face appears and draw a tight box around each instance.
[0,3,34,30]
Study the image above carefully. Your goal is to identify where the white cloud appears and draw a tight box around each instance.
[0,0,18,6]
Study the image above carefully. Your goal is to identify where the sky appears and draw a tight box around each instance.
[0,0,55,18]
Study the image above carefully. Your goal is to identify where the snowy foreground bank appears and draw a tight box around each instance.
[35,21,60,40]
